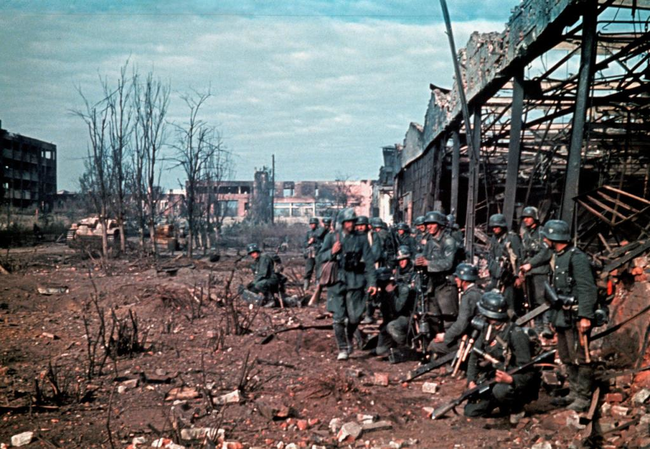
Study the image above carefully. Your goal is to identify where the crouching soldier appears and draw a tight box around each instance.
[375,246,416,356]
[428,263,482,357]
[245,243,280,307]
[318,209,377,361]
[464,291,539,420]
[542,219,597,412]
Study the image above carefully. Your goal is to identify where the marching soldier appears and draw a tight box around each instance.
[318,209,377,361]
[518,207,553,338]
[429,263,482,357]
[415,211,460,333]
[464,291,538,420]
[542,219,597,412]
[322,216,334,233]
[371,218,397,268]
[486,213,523,315]
[303,217,324,291]
[375,245,417,355]
[246,243,280,307]
[356,216,381,324]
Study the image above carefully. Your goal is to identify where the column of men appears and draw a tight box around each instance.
[295,207,598,418]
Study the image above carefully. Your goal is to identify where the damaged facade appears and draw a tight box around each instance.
[386,0,649,254]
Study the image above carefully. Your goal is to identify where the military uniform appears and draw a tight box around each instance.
[422,230,460,331]
[429,284,482,356]
[395,232,416,256]
[487,231,523,313]
[318,228,377,356]
[373,228,397,268]
[248,252,280,297]
[520,223,552,331]
[303,224,325,288]
[550,244,597,409]
[376,260,417,354]
[464,321,538,417]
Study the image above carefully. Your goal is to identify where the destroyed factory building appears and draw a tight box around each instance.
[386,0,650,255]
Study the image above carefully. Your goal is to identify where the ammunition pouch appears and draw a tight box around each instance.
[343,250,364,273]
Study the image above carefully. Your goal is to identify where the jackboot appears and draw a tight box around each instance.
[334,323,349,360]
[303,279,310,291]
[551,365,578,407]
[567,365,594,412]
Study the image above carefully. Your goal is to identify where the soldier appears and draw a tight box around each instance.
[318,209,377,361]
[303,217,324,291]
[542,219,597,412]
[413,215,427,253]
[322,216,333,233]
[415,211,460,334]
[371,218,397,268]
[428,263,482,357]
[395,222,416,255]
[357,216,382,324]
[246,243,280,307]
[375,245,417,355]
[518,207,553,338]
[464,292,538,420]
[486,213,523,315]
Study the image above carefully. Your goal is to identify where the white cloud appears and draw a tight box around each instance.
[0,9,517,189]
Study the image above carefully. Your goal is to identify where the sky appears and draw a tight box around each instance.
[0,0,522,191]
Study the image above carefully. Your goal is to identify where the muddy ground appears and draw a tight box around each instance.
[1,242,649,448]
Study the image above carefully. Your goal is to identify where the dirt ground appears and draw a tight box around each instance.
[0,242,648,449]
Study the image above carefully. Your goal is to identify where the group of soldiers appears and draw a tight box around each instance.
[292,206,599,419]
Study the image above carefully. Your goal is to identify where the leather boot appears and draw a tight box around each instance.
[568,365,594,412]
[334,323,349,360]
[552,365,578,406]
[303,279,310,291]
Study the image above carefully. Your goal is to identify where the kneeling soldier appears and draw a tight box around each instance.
[246,243,280,307]
[464,291,538,419]
[428,263,482,357]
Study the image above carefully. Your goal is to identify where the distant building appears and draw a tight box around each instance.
[0,120,57,211]
[372,144,400,225]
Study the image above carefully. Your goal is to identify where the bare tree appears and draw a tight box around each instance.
[171,91,223,258]
[73,91,112,258]
[202,143,233,248]
[132,70,170,254]
[104,62,134,254]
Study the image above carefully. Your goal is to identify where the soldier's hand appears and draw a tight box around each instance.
[468,381,477,389]
[578,318,591,333]
[385,283,395,293]
[308,238,314,244]
[367,286,378,296]
[433,332,445,343]
[332,241,342,254]
[520,263,532,274]
[415,256,427,266]
[495,370,513,384]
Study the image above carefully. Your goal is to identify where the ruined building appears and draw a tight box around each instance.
[386,0,650,254]
[0,120,57,211]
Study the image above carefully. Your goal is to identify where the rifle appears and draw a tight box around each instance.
[409,270,432,355]
[403,351,457,382]
[431,349,556,419]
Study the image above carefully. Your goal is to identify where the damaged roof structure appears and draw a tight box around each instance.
[392,0,650,257]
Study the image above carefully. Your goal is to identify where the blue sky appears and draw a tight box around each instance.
[0,0,521,191]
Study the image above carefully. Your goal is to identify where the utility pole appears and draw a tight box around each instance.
[439,0,479,260]
[271,154,275,224]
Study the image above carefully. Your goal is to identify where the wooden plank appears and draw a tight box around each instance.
[585,194,628,221]
[603,185,650,206]
[602,240,650,273]
[577,199,614,226]
[596,190,640,214]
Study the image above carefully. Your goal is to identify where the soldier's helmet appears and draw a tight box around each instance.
[322,217,333,225]
[521,206,539,221]
[478,291,509,321]
[541,219,571,242]
[356,216,370,226]
[488,213,508,229]
[454,263,479,282]
[397,222,410,232]
[376,266,395,284]
[396,245,412,261]
[309,217,319,225]
[370,217,382,228]
[414,216,426,227]
[246,243,260,255]
[339,208,358,223]
[424,211,447,226]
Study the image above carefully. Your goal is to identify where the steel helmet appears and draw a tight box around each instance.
[396,245,412,260]
[414,216,426,227]
[454,263,479,282]
[396,222,410,232]
[477,291,509,321]
[541,219,571,242]
[424,211,447,226]
[322,217,332,225]
[488,213,508,229]
[339,208,358,223]
[521,206,539,221]
[356,215,370,226]
[309,217,319,225]
[246,243,260,255]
